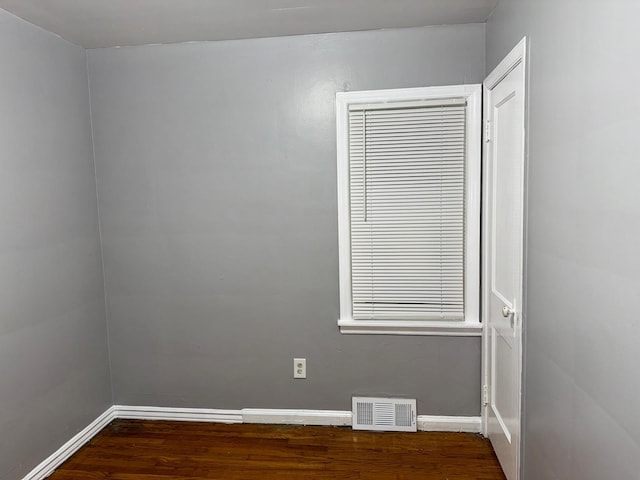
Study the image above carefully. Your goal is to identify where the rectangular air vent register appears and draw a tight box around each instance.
[352,396,416,432]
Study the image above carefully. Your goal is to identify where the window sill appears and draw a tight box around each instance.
[337,319,482,337]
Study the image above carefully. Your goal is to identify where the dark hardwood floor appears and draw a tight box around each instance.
[49,420,506,479]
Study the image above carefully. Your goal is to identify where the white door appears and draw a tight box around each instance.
[483,38,527,480]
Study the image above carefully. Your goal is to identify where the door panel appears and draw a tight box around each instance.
[492,89,521,310]
[483,38,526,480]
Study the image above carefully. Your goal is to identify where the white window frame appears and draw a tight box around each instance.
[336,85,482,336]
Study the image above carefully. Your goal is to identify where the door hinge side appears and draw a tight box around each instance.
[485,120,491,143]
[483,384,490,406]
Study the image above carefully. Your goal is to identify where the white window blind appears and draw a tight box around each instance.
[347,98,467,321]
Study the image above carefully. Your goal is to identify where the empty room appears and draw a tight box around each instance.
[1,1,638,479]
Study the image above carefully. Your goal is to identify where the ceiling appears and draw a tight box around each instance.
[0,0,497,49]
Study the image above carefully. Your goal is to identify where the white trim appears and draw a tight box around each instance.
[337,319,482,336]
[21,405,483,479]
[22,406,116,480]
[336,89,352,326]
[463,85,482,327]
[114,406,481,433]
[114,405,243,423]
[242,408,352,426]
[417,415,482,433]
[336,84,482,336]
[242,409,480,433]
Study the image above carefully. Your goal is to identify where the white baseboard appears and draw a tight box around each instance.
[242,408,352,426]
[22,406,116,480]
[417,415,482,433]
[22,405,481,480]
[114,405,243,423]
[241,409,480,432]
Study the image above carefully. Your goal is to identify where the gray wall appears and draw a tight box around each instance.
[0,9,111,480]
[486,1,640,478]
[87,24,485,414]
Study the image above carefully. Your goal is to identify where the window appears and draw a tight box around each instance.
[336,85,481,336]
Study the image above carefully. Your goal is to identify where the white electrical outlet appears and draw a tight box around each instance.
[293,358,306,379]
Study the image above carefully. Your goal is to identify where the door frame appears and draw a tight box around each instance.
[481,36,529,471]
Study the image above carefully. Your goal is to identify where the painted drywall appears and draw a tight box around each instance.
[88,24,485,415]
[0,9,111,480]
[0,0,498,48]
[486,1,640,478]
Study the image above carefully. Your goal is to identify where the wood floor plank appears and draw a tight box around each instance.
[48,420,506,479]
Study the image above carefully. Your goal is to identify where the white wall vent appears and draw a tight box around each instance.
[352,396,417,432]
